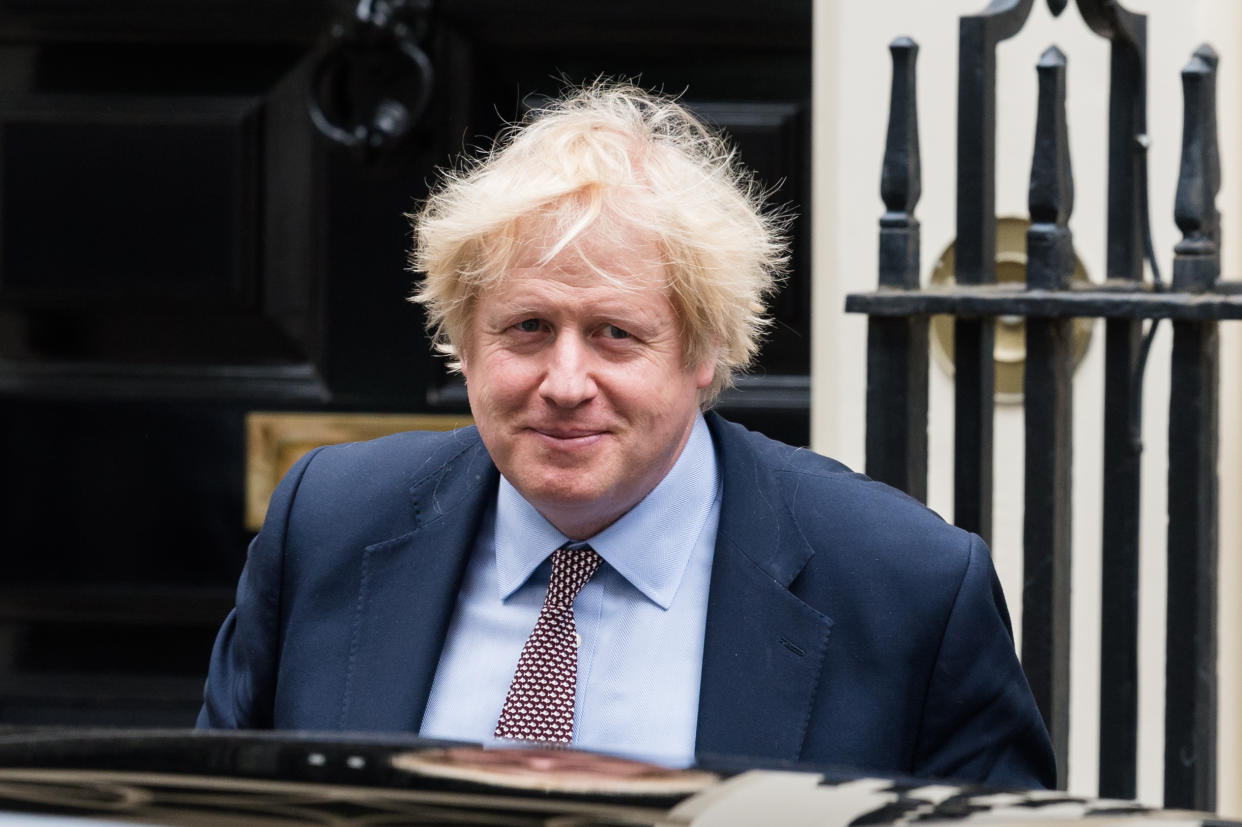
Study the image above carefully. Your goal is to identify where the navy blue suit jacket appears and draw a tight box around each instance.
[199,412,1055,788]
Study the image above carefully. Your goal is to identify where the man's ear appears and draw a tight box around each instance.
[693,359,714,391]
[692,345,718,391]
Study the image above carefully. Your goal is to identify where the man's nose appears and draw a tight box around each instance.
[539,332,597,407]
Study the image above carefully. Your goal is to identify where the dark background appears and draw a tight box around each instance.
[0,0,812,726]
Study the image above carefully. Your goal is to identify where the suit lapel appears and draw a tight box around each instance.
[338,433,499,731]
[696,414,834,762]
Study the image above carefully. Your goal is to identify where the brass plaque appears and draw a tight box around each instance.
[245,412,474,531]
[930,217,1095,404]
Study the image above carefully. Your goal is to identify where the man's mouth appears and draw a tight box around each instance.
[530,427,607,443]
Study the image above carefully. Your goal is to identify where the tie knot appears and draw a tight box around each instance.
[547,542,602,610]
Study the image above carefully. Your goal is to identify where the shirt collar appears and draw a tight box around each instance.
[494,413,720,609]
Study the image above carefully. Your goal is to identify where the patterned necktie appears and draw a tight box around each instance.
[494,541,603,744]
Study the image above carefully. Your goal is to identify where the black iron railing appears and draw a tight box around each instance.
[845,0,1240,810]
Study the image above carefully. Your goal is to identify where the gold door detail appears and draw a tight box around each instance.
[245,412,475,531]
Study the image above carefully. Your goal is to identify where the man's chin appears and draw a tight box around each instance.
[524,482,613,511]
[519,479,630,531]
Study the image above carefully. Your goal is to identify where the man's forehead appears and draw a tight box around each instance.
[520,234,658,266]
[502,224,667,287]
[488,265,667,305]
[511,201,660,258]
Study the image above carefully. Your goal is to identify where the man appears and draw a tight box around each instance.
[199,83,1055,788]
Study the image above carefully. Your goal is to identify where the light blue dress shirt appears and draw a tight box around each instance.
[419,413,721,767]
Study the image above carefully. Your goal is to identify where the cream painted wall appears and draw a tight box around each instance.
[812,0,1241,813]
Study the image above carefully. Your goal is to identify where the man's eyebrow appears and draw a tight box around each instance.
[480,298,546,317]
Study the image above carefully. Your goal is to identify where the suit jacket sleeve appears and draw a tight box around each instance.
[196,446,325,729]
[912,533,1056,788]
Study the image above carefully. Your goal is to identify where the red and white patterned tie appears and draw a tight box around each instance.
[494,541,602,744]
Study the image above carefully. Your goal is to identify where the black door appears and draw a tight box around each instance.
[0,0,811,726]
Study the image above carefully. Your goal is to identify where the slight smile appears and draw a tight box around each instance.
[530,428,608,447]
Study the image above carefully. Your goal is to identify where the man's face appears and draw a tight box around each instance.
[461,226,714,539]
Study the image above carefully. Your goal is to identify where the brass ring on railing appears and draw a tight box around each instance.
[307,0,434,159]
[929,217,1095,404]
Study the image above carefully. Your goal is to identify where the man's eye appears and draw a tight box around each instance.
[603,325,631,340]
[515,319,542,333]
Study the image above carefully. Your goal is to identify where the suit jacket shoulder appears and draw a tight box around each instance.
[699,413,1055,788]
[280,427,493,551]
[707,412,976,613]
[198,426,498,732]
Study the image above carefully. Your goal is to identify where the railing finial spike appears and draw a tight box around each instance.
[878,36,921,292]
[1173,46,1221,291]
[1193,42,1218,67]
[1028,43,1074,290]
[880,36,921,228]
[1039,44,1067,67]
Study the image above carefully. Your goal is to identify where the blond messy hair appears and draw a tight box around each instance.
[408,81,789,403]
